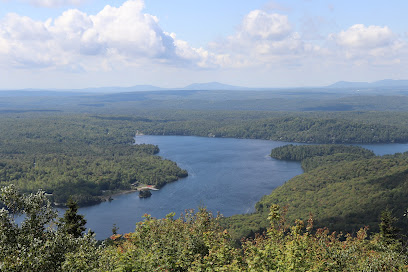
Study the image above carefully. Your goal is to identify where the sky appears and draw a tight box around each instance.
[0,0,408,89]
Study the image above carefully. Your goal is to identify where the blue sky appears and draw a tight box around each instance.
[0,0,407,89]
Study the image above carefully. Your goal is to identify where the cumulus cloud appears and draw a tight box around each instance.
[240,10,292,40]
[1,1,406,79]
[0,0,213,70]
[334,24,395,49]
[210,10,319,67]
[209,9,408,70]
[330,24,406,62]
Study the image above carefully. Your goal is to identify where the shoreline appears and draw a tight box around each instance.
[54,189,139,208]
[100,188,139,202]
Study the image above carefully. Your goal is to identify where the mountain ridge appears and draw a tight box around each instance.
[2,79,408,95]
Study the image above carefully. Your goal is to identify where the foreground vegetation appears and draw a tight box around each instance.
[1,185,407,271]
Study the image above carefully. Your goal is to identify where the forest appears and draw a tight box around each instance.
[1,185,407,271]
[3,110,408,206]
[2,87,408,269]
[0,115,187,206]
[224,144,408,243]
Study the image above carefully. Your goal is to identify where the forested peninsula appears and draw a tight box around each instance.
[0,115,187,206]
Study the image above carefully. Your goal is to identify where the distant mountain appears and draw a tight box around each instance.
[82,85,164,93]
[0,85,165,96]
[0,90,89,97]
[3,79,408,96]
[181,82,248,91]
[328,79,408,89]
[328,81,370,88]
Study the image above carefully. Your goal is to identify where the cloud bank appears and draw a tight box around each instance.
[0,0,407,87]
[0,0,213,71]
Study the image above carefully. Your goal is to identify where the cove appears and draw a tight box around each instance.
[78,136,408,240]
[78,136,303,240]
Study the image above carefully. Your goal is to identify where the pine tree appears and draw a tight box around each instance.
[59,198,87,238]
[379,210,401,249]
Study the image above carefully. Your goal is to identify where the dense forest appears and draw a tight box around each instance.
[224,144,408,242]
[135,113,408,144]
[0,115,187,206]
[3,86,408,269]
[270,144,376,171]
[1,185,407,271]
[3,111,408,205]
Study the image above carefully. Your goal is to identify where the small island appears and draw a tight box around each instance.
[138,189,152,198]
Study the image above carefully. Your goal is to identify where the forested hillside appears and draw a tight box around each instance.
[137,115,408,143]
[225,145,408,241]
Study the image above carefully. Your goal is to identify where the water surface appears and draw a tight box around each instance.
[78,136,408,239]
[80,136,303,239]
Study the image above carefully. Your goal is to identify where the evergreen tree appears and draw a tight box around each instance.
[59,198,87,238]
[379,210,401,249]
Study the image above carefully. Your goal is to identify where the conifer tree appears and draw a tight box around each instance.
[379,210,401,249]
[59,198,87,238]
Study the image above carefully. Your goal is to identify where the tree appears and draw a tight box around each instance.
[379,210,401,249]
[0,185,97,271]
[59,198,87,238]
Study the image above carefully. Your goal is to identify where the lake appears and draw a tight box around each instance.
[78,136,408,240]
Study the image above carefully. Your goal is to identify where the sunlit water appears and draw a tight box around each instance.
[78,136,304,239]
[68,137,408,239]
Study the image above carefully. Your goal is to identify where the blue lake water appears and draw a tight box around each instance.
[77,136,408,240]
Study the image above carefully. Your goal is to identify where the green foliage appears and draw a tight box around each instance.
[260,155,408,233]
[241,206,408,272]
[0,115,187,206]
[99,209,242,271]
[138,114,408,144]
[1,186,406,271]
[271,144,375,171]
[98,206,408,271]
[226,145,408,243]
[241,146,408,239]
[138,189,152,198]
[0,185,98,271]
[270,144,375,161]
[58,198,87,238]
[379,210,402,249]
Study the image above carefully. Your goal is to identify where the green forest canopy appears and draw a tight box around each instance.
[225,144,408,241]
[0,115,187,206]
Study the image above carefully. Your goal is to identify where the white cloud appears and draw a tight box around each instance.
[210,10,315,67]
[1,2,407,88]
[208,9,408,81]
[0,0,212,70]
[240,10,292,40]
[334,24,395,49]
[329,24,406,62]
